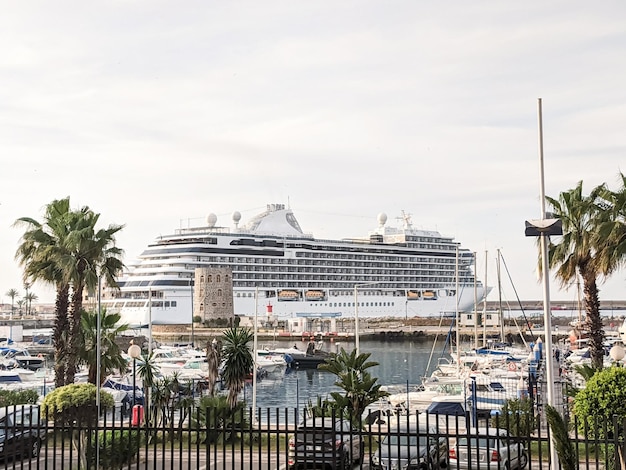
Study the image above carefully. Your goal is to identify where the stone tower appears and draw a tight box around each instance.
[193,267,234,323]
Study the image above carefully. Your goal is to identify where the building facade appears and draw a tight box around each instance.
[193,267,234,323]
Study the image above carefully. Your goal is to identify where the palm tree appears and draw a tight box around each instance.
[318,348,388,425]
[220,327,254,409]
[15,198,80,387]
[546,181,610,368]
[594,172,626,284]
[14,197,125,386]
[24,292,38,316]
[136,351,160,427]
[16,300,25,317]
[545,404,576,470]
[23,282,31,315]
[4,289,19,318]
[79,308,129,385]
[63,209,124,384]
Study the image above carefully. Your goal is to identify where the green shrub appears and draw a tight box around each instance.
[41,383,114,424]
[0,388,39,406]
[573,366,626,438]
[194,395,247,443]
[87,430,142,469]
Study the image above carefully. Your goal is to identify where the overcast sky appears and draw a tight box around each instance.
[2,1,625,308]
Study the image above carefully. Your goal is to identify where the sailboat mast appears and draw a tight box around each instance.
[455,246,461,368]
[473,252,478,349]
[483,251,488,347]
[497,249,505,342]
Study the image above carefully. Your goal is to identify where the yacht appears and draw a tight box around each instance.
[104,204,489,326]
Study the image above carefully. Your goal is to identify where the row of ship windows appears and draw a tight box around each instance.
[106,301,178,308]
[234,291,410,298]
[229,266,463,274]
[233,277,470,284]
[231,294,397,308]
[234,281,456,288]
[150,240,459,255]
[156,254,469,266]
[127,270,474,284]
[310,302,396,308]
[212,259,465,268]
[233,273,471,280]
[285,241,454,250]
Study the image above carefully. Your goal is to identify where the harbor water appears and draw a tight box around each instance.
[244,338,452,420]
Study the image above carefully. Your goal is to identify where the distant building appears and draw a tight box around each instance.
[459,310,501,328]
[193,267,234,323]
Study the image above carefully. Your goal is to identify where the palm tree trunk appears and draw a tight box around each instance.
[66,278,85,384]
[582,271,604,369]
[54,285,70,388]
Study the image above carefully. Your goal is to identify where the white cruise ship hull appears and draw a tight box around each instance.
[113,286,488,327]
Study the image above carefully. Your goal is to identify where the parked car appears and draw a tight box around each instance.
[288,416,364,469]
[448,427,528,470]
[0,405,46,460]
[370,420,448,470]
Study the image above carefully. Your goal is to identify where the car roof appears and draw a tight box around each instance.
[299,417,352,429]
[466,427,508,436]
[0,405,39,420]
[385,416,441,432]
[386,423,440,434]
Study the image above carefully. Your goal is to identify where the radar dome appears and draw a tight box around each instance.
[232,211,242,224]
[206,213,217,227]
[377,212,388,226]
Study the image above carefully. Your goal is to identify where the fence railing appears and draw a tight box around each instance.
[0,404,623,470]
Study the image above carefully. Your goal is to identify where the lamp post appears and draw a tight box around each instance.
[128,344,142,408]
[610,344,625,365]
[189,277,195,347]
[524,98,562,470]
[354,282,381,355]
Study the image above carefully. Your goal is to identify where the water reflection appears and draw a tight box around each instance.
[245,338,448,422]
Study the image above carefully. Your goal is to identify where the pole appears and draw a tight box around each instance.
[537,97,558,469]
[96,274,102,398]
[190,278,195,347]
[296,374,300,422]
[455,247,460,370]
[96,274,102,469]
[497,249,505,342]
[132,358,137,408]
[354,286,360,355]
[483,251,488,347]
[473,251,478,349]
[252,287,259,424]
[148,287,153,356]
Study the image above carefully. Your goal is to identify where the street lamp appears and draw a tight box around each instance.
[354,282,381,355]
[609,344,625,365]
[127,344,142,408]
[524,98,563,470]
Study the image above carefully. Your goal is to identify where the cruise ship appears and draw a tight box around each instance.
[105,204,489,326]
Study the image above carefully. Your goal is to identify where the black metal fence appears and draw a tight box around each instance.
[0,404,623,470]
